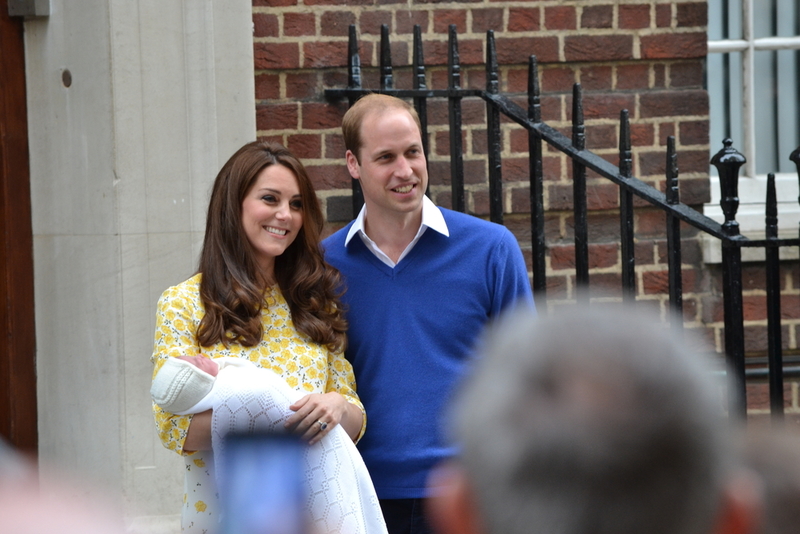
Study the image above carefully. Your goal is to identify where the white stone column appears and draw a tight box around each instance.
[24,1,255,531]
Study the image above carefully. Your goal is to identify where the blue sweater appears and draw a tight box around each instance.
[323,208,534,498]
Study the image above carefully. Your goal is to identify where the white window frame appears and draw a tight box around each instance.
[704,0,800,263]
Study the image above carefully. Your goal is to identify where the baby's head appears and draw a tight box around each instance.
[150,355,219,413]
[176,355,219,377]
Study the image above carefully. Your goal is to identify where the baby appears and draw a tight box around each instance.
[151,355,386,534]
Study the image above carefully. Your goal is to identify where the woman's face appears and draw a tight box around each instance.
[241,164,304,277]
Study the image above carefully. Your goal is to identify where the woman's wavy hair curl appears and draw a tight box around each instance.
[196,141,347,353]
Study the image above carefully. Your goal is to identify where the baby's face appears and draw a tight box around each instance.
[176,355,219,377]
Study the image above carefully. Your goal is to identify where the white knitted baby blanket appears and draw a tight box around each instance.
[197,361,386,534]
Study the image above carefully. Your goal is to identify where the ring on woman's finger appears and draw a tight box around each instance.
[317,420,328,431]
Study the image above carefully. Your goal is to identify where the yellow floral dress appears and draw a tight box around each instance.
[150,274,365,533]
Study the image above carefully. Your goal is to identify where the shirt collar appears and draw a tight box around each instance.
[344,195,449,246]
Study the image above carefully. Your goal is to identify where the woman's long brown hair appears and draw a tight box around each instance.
[196,141,347,353]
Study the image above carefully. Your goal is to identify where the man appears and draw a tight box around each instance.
[428,306,761,534]
[323,93,534,534]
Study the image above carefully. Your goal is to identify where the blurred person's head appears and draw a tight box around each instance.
[743,425,800,534]
[429,306,760,534]
[0,437,125,534]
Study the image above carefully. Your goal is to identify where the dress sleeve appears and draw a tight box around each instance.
[150,284,203,455]
[325,347,367,443]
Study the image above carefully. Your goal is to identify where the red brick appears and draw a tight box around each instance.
[284,12,315,36]
[616,63,650,90]
[635,240,657,265]
[286,133,322,159]
[434,10,467,33]
[642,269,669,294]
[471,190,490,217]
[670,60,704,87]
[511,187,530,213]
[581,66,612,91]
[746,382,792,410]
[495,36,560,64]
[541,67,575,92]
[619,4,651,29]
[324,133,346,159]
[676,2,707,27]
[565,35,634,62]
[657,123,674,145]
[396,9,429,33]
[656,4,672,27]
[472,8,504,33]
[744,324,792,353]
[307,164,353,191]
[550,243,620,270]
[321,11,356,37]
[641,32,706,59]
[545,274,569,297]
[360,11,392,34]
[630,123,655,147]
[640,89,707,118]
[256,103,298,130]
[301,103,343,129]
[254,42,300,69]
[426,39,484,66]
[508,7,540,32]
[589,273,624,296]
[545,6,576,30]
[547,182,619,211]
[539,95,564,122]
[635,209,667,237]
[678,176,711,205]
[285,72,320,101]
[782,295,800,319]
[506,68,533,93]
[255,73,280,100]
[679,120,709,146]
[580,93,636,120]
[303,41,348,68]
[254,13,279,37]
[581,5,613,29]
[653,63,666,87]
[586,124,617,149]
[501,157,532,182]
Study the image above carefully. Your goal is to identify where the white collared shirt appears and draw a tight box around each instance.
[344,196,450,268]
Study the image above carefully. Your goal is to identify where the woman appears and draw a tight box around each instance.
[151,141,366,532]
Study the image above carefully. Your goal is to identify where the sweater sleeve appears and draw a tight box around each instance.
[489,228,535,317]
[150,283,204,456]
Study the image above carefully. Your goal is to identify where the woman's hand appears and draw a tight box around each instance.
[284,392,363,445]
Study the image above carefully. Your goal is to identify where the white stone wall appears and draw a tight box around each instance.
[24,1,256,531]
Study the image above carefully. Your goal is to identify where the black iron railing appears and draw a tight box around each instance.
[325,25,800,419]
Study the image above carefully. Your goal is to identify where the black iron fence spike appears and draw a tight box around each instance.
[666,136,679,205]
[380,24,393,90]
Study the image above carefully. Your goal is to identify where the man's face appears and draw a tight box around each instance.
[345,108,428,219]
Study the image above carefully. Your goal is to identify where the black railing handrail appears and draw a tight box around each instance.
[324,25,800,419]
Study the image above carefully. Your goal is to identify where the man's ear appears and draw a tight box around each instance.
[712,470,762,534]
[426,461,483,534]
[345,150,361,180]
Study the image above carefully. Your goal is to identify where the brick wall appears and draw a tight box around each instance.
[251,0,800,416]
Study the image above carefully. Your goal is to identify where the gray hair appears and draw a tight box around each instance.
[452,305,735,534]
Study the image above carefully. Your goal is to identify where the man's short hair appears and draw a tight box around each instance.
[341,94,422,164]
[452,306,734,534]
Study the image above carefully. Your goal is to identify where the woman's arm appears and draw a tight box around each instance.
[183,410,212,452]
[151,281,205,455]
